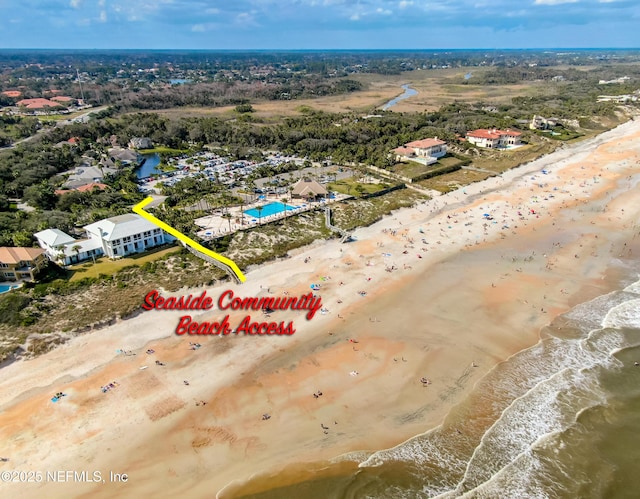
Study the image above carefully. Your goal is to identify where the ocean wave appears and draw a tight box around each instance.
[449,367,606,497]
[602,298,640,329]
[623,278,640,295]
[357,281,640,498]
[562,291,630,333]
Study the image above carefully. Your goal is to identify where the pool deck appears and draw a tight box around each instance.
[193,193,351,240]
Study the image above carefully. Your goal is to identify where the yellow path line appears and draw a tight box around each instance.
[133,196,246,283]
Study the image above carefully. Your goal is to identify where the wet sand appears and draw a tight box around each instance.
[1,119,640,498]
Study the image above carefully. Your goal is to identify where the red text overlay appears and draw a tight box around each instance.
[141,289,323,336]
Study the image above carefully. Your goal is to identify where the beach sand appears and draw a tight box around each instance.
[1,118,640,498]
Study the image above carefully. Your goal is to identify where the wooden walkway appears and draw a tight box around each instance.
[325,207,352,243]
[182,242,243,284]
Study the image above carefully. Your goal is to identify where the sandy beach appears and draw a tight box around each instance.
[1,118,640,498]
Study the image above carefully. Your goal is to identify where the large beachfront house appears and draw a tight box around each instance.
[0,246,47,282]
[35,214,171,265]
[465,129,522,149]
[392,138,447,165]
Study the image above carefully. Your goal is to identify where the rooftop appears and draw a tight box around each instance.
[16,98,63,109]
[405,138,446,148]
[0,246,44,264]
[467,128,522,139]
[84,214,160,242]
[34,228,76,247]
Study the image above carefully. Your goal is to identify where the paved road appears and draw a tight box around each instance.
[253,165,353,189]
[2,106,110,149]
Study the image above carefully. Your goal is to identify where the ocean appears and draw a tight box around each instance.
[229,263,640,499]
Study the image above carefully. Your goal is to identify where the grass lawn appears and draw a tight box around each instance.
[390,161,430,179]
[416,168,495,193]
[157,163,178,172]
[472,142,557,174]
[68,246,180,281]
[328,178,387,196]
[390,155,468,180]
[435,155,468,169]
[137,146,190,155]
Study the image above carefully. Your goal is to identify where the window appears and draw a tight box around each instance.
[0,263,7,268]
[134,234,141,240]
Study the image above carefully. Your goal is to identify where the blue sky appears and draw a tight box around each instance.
[0,0,638,49]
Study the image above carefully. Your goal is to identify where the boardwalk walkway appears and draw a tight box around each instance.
[182,242,243,284]
[325,207,352,243]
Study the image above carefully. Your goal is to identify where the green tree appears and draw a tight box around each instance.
[23,181,57,210]
[72,244,82,263]
[256,205,264,225]
[12,230,32,247]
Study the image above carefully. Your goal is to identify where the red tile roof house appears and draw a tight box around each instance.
[466,129,522,149]
[55,182,108,196]
[16,98,63,110]
[1,90,22,98]
[0,247,47,282]
[51,96,74,103]
[392,138,447,165]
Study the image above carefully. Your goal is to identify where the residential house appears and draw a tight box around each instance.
[129,137,153,149]
[392,138,447,165]
[106,147,140,166]
[530,115,561,130]
[34,228,101,265]
[16,98,63,110]
[84,214,169,258]
[0,247,47,282]
[35,214,171,265]
[55,182,108,196]
[1,90,22,99]
[466,129,522,149]
[291,179,328,201]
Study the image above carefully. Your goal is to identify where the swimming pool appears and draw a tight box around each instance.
[0,284,19,294]
[245,202,297,218]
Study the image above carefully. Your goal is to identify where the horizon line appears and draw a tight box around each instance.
[2,47,640,52]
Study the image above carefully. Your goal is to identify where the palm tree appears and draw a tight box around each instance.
[55,249,66,268]
[220,213,231,232]
[256,205,264,225]
[71,244,81,264]
[239,197,245,226]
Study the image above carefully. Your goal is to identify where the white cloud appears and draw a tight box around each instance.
[99,10,107,22]
[236,12,257,26]
[376,7,392,15]
[398,0,413,8]
[534,0,579,5]
[191,23,205,32]
[350,13,360,20]
[205,7,220,14]
[98,0,106,7]
[70,0,82,8]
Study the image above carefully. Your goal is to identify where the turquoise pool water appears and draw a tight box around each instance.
[245,202,298,218]
[0,284,19,294]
